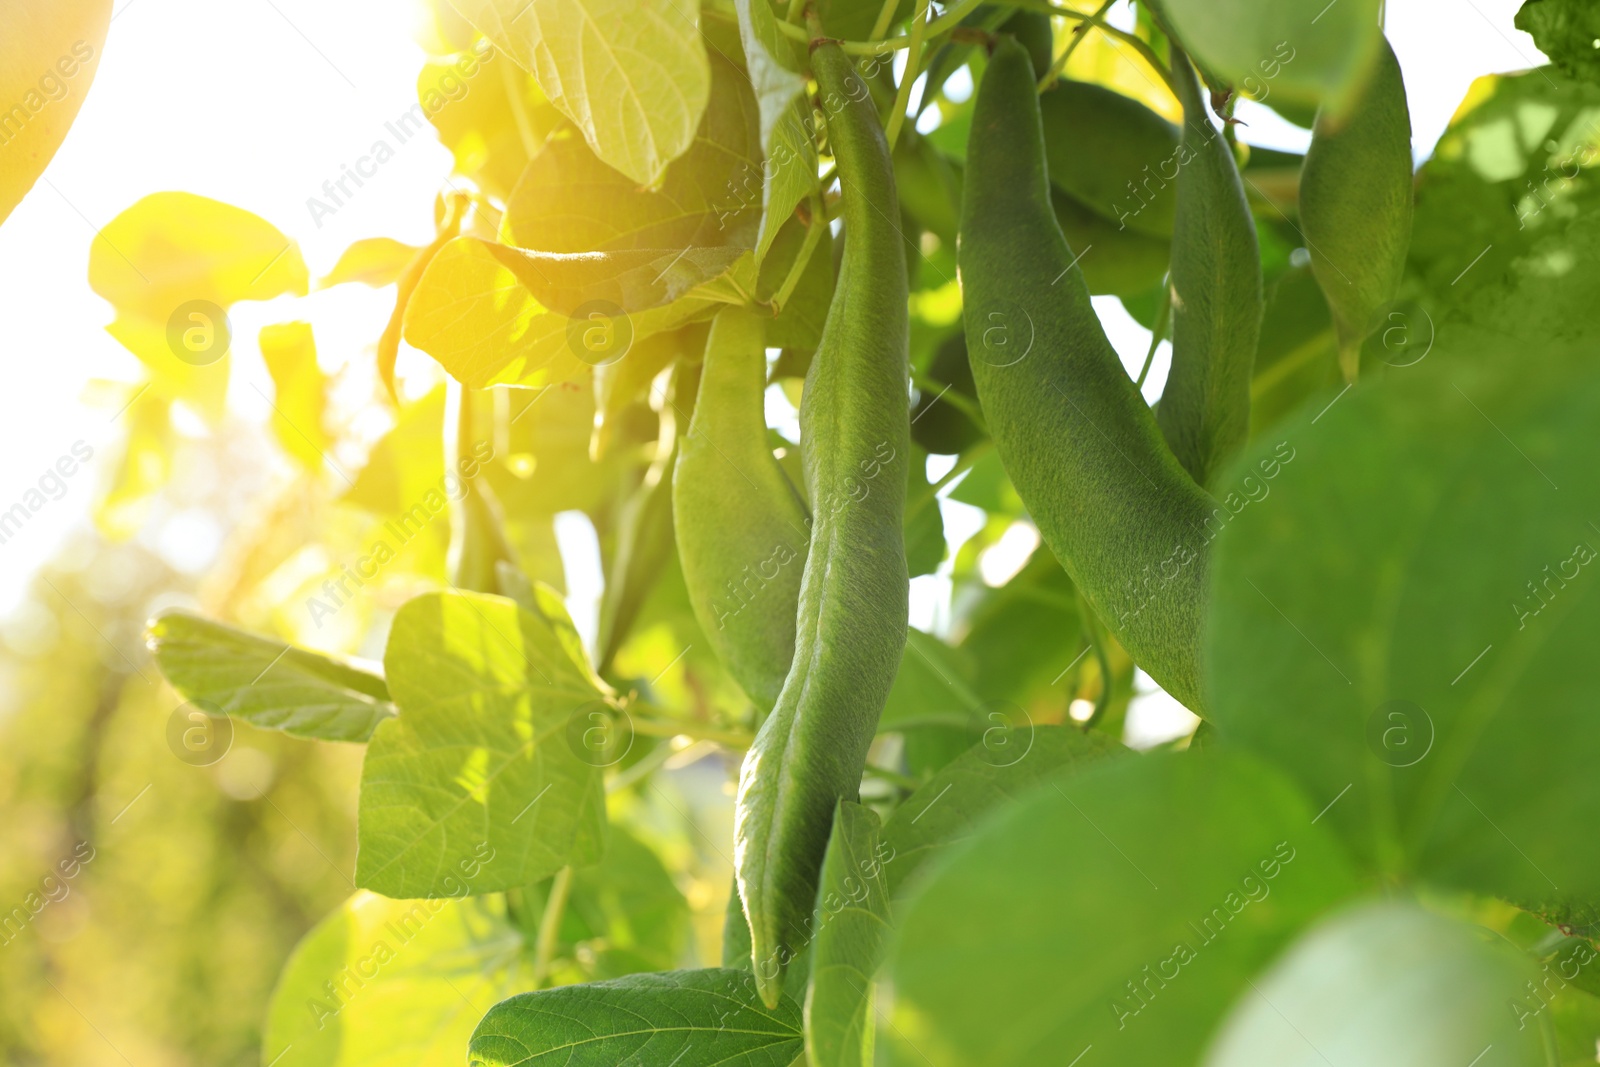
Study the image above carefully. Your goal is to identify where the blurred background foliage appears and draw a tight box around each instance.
[0,0,1591,1063]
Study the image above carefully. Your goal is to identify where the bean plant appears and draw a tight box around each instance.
[9,0,1600,1063]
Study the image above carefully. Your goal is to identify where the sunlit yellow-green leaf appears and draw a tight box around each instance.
[264,891,530,1067]
[403,235,735,389]
[446,0,710,187]
[0,0,111,226]
[355,591,606,898]
[421,42,560,201]
[96,389,172,540]
[259,321,330,472]
[88,192,309,417]
[319,236,423,290]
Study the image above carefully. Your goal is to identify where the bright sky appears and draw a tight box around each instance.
[0,0,1548,663]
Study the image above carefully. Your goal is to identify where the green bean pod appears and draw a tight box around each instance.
[959,36,1214,712]
[1156,49,1263,487]
[673,306,811,710]
[734,37,910,1008]
[1300,36,1413,381]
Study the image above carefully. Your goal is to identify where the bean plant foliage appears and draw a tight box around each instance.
[18,0,1600,1062]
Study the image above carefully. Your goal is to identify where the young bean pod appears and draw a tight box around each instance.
[734,37,910,1008]
[1156,49,1263,487]
[1300,37,1413,381]
[674,306,811,710]
[959,36,1214,712]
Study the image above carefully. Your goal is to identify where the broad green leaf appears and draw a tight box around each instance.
[264,891,529,1067]
[89,192,309,418]
[147,611,395,743]
[343,387,448,517]
[1516,0,1600,85]
[486,241,750,317]
[880,726,1125,895]
[733,0,817,261]
[1038,79,1178,239]
[402,235,726,389]
[879,629,983,731]
[0,0,111,225]
[1410,68,1600,308]
[562,826,690,979]
[1148,0,1382,115]
[504,54,759,254]
[319,237,423,289]
[805,802,892,1067]
[355,592,606,897]
[497,53,760,313]
[259,321,330,471]
[1203,901,1547,1066]
[468,968,804,1066]
[1208,215,1600,917]
[954,548,1086,710]
[885,751,1359,1066]
[421,43,560,202]
[446,0,710,187]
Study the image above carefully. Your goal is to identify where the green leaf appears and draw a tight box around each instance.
[447,0,711,187]
[880,725,1125,895]
[1516,0,1600,85]
[89,192,309,418]
[402,235,726,389]
[1149,0,1382,115]
[878,628,982,731]
[486,241,750,317]
[1207,287,1600,915]
[467,968,804,1066]
[563,827,690,979]
[97,390,173,540]
[343,387,448,517]
[805,802,893,1067]
[885,751,1359,1066]
[498,52,761,312]
[0,0,111,226]
[264,891,529,1067]
[259,321,331,471]
[1409,67,1600,309]
[421,44,560,202]
[955,548,1085,710]
[1038,80,1179,239]
[355,591,606,898]
[1203,901,1547,1066]
[146,611,395,742]
[319,237,423,289]
[734,0,818,261]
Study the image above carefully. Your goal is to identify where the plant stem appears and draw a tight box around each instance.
[1135,281,1172,389]
[625,703,754,748]
[530,866,572,989]
[1038,0,1117,90]
[1044,4,1178,98]
[779,0,985,55]
[863,762,922,791]
[785,0,806,24]
[869,0,900,40]
[1076,590,1114,730]
[912,369,989,432]
[884,0,931,151]
[768,195,827,313]
[930,440,992,495]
